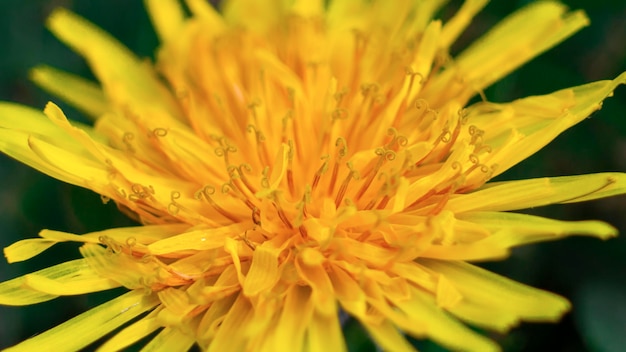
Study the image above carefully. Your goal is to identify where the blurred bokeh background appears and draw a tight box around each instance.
[0,0,624,351]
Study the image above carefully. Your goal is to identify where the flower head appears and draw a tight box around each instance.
[1,0,625,351]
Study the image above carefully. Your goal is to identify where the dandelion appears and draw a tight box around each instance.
[1,0,625,351]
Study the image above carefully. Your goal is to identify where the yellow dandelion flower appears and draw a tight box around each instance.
[1,0,625,351]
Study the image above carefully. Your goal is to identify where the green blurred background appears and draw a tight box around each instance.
[0,0,624,351]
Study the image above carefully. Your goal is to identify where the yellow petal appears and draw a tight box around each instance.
[207,294,252,352]
[26,133,109,188]
[243,244,281,296]
[0,259,119,306]
[295,253,339,316]
[4,239,57,263]
[147,224,242,255]
[4,290,159,352]
[439,0,488,50]
[144,0,186,43]
[447,172,626,213]
[184,0,226,29]
[47,8,182,120]
[306,310,347,352]
[80,243,167,290]
[387,287,499,352]
[482,72,626,176]
[157,287,197,326]
[420,259,571,322]
[409,20,441,93]
[77,224,190,246]
[97,311,162,352]
[30,66,108,120]
[420,243,509,261]
[139,327,195,352]
[291,0,324,17]
[460,211,617,247]
[0,105,103,187]
[222,0,288,32]
[0,102,85,139]
[360,319,416,352]
[271,285,314,351]
[23,270,119,296]
[424,1,589,106]
[5,229,104,263]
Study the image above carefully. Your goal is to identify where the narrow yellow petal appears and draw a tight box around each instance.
[97,311,162,352]
[157,287,197,326]
[23,269,119,296]
[483,73,626,175]
[439,0,488,50]
[75,224,190,246]
[291,0,324,17]
[420,243,509,261]
[147,224,243,255]
[0,102,77,137]
[460,211,617,247]
[0,129,92,187]
[389,288,500,352]
[0,259,119,306]
[5,229,104,263]
[139,327,195,352]
[424,1,589,106]
[26,134,109,188]
[0,104,103,187]
[4,239,57,263]
[306,310,347,352]
[420,259,571,322]
[30,66,108,120]
[360,319,416,352]
[222,0,288,32]
[242,244,280,296]
[295,254,339,316]
[271,285,314,351]
[410,20,441,90]
[4,290,159,352]
[47,8,182,120]
[144,0,186,43]
[447,172,626,213]
[460,2,588,88]
[207,294,252,352]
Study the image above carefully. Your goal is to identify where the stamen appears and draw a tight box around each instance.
[152,128,168,137]
[335,162,359,208]
[100,194,111,204]
[355,148,396,201]
[247,124,270,166]
[385,128,409,150]
[252,207,261,226]
[239,230,257,250]
[468,125,484,146]
[311,155,329,192]
[195,185,240,222]
[123,132,135,152]
[214,144,237,166]
[273,197,294,229]
[167,191,181,215]
[294,185,311,227]
[128,183,155,201]
[113,186,127,199]
[328,138,348,194]
[286,140,295,196]
[226,165,257,202]
[221,181,257,211]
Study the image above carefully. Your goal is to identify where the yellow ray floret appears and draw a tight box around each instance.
[0,0,625,351]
